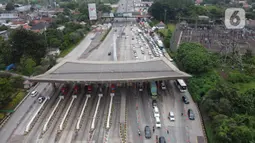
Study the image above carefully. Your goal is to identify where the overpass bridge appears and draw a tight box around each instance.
[29,57,191,84]
[101,12,151,18]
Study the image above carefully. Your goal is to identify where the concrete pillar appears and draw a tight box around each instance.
[51,83,56,89]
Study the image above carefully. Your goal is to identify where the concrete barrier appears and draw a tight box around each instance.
[91,94,103,130]
[59,96,76,131]
[76,94,91,130]
[43,97,62,132]
[25,99,47,133]
[106,93,114,128]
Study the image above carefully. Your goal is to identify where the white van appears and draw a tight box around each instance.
[155,117,161,128]
[153,107,160,117]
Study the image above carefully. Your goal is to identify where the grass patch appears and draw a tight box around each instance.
[59,34,88,57]
[111,7,117,13]
[204,121,215,143]
[100,27,112,42]
[3,91,25,110]
[233,81,255,93]
[167,24,176,32]
[0,113,5,119]
[59,44,76,57]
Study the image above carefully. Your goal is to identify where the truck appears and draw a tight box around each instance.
[73,84,81,95]
[61,84,69,96]
[156,40,164,50]
[150,82,157,99]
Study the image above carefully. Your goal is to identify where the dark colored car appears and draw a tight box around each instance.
[108,52,111,56]
[182,95,189,104]
[144,126,151,139]
[152,100,157,107]
[188,109,195,120]
[159,136,166,143]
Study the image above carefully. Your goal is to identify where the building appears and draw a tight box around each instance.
[155,21,166,29]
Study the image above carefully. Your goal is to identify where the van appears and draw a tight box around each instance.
[153,107,160,117]
[155,117,161,128]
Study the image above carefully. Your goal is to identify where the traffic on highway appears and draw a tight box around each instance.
[0,0,205,142]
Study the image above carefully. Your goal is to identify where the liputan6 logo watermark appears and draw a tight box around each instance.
[225,8,246,29]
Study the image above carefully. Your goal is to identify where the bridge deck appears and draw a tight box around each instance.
[29,57,191,83]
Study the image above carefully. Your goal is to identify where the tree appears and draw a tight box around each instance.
[0,37,12,65]
[9,28,46,64]
[9,76,24,88]
[0,78,14,108]
[5,2,15,11]
[176,42,213,74]
[18,57,36,76]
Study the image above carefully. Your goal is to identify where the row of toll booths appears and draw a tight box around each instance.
[59,83,116,96]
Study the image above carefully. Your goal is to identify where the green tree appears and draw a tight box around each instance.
[5,2,15,11]
[9,28,46,64]
[9,76,24,88]
[0,78,14,108]
[18,57,36,76]
[176,42,213,74]
[0,37,12,65]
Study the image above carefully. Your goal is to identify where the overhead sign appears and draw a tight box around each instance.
[88,3,97,20]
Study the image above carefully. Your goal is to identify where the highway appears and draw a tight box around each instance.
[0,0,205,142]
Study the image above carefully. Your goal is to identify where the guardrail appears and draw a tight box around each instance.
[91,94,103,130]
[59,96,76,131]
[25,99,47,133]
[43,97,62,132]
[76,94,91,130]
[106,93,114,128]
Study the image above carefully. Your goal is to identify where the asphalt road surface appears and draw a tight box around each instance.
[0,0,205,143]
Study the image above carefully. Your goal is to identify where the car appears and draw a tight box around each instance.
[152,100,157,107]
[155,117,161,128]
[144,126,151,139]
[153,106,160,117]
[159,136,166,143]
[108,52,111,56]
[31,90,38,97]
[182,95,190,104]
[168,111,175,121]
[161,81,166,90]
[38,96,45,103]
[188,109,195,120]
[138,82,143,91]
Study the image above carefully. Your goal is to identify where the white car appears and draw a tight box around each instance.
[169,111,175,121]
[31,90,38,97]
[153,106,160,117]
[155,116,161,128]
[161,81,166,90]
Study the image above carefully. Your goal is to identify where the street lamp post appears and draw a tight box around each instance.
[164,9,167,23]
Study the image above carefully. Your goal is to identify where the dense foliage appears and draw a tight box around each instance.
[176,43,213,74]
[149,0,223,22]
[175,42,255,143]
[0,76,24,109]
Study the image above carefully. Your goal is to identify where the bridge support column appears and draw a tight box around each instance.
[51,83,57,89]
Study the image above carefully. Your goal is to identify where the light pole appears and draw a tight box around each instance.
[164,9,167,23]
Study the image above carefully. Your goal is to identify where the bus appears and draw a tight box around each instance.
[175,79,187,92]
[150,82,157,99]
